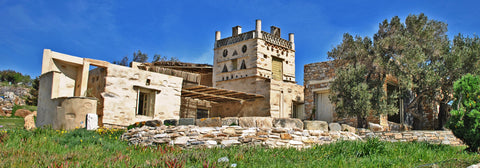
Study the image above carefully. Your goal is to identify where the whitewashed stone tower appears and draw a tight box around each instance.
[212,20,304,118]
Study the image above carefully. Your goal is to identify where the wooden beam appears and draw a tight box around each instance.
[182,89,243,102]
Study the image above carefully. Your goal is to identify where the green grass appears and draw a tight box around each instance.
[0,128,479,167]
[12,104,37,113]
[0,118,24,129]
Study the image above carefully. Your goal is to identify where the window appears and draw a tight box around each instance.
[135,87,157,117]
[222,64,228,72]
[272,57,283,81]
[292,103,298,118]
[240,60,246,69]
[196,109,208,119]
[232,59,238,71]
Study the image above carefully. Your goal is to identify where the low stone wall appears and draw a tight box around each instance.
[120,117,464,148]
[121,125,361,148]
[357,130,463,146]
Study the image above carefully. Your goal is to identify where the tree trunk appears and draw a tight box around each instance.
[357,115,368,128]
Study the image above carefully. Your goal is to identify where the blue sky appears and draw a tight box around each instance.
[1,0,479,85]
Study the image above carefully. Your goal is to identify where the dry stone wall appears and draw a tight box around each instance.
[122,125,361,148]
[121,117,464,149]
[357,129,462,145]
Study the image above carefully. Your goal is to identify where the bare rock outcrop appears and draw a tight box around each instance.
[14,109,32,118]
[24,113,36,130]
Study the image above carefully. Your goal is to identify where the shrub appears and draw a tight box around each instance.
[446,74,480,152]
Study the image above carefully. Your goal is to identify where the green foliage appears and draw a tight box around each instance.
[328,33,397,128]
[152,54,180,63]
[0,70,32,85]
[446,74,480,152]
[12,104,36,116]
[329,13,480,128]
[113,56,130,66]
[114,50,180,66]
[329,65,372,127]
[132,50,148,63]
[327,138,386,158]
[25,77,39,106]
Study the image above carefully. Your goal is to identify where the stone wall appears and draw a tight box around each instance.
[180,98,212,118]
[36,72,98,130]
[304,61,336,120]
[211,98,270,117]
[95,64,183,127]
[88,68,106,126]
[121,117,463,149]
[358,130,462,145]
[51,97,97,130]
[270,80,304,118]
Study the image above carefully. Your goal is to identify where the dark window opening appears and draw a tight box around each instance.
[137,91,155,117]
[196,109,209,119]
[232,59,237,71]
[222,64,228,72]
[240,60,246,69]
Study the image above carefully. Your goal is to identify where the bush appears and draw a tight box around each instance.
[446,74,480,152]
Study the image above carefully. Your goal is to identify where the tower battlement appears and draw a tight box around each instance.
[214,20,295,50]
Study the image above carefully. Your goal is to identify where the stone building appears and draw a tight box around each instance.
[212,20,304,118]
[136,61,214,119]
[304,61,394,128]
[37,49,183,129]
[37,20,307,129]
[304,60,441,130]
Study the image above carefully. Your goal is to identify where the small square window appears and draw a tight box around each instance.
[136,89,156,117]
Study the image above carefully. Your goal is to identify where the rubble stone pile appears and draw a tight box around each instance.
[0,86,31,116]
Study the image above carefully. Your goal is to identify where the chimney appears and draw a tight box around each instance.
[271,26,281,37]
[289,33,295,50]
[215,31,221,41]
[256,19,262,37]
[232,26,242,36]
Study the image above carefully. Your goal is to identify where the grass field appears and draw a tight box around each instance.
[0,128,478,167]
[0,118,24,129]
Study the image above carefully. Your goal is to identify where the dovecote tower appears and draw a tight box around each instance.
[212,20,304,118]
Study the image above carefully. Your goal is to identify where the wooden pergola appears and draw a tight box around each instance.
[181,85,264,102]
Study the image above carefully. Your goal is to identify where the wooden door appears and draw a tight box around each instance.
[315,92,333,122]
